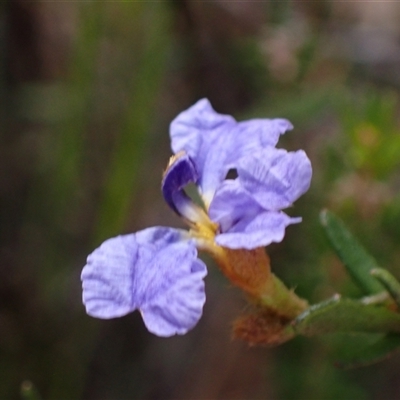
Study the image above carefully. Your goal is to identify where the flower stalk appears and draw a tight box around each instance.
[198,239,308,320]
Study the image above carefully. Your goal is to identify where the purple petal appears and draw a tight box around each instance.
[170,99,235,200]
[170,98,234,159]
[170,99,293,201]
[229,118,293,154]
[81,227,207,336]
[238,148,312,210]
[140,254,207,336]
[215,211,301,249]
[208,180,262,233]
[81,234,138,318]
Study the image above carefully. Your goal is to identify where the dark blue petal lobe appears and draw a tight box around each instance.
[162,153,198,215]
[162,153,210,224]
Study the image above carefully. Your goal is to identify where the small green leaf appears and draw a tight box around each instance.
[334,333,400,369]
[293,296,400,336]
[320,210,384,295]
[371,268,400,307]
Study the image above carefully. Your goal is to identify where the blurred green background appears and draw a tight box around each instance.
[3,1,400,399]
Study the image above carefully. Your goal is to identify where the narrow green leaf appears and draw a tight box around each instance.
[50,2,104,217]
[94,3,171,242]
[371,268,400,307]
[293,296,400,336]
[320,209,384,295]
[334,333,400,369]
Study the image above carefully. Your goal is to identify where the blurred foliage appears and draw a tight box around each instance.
[3,1,400,399]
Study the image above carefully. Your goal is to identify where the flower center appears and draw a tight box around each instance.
[162,151,219,232]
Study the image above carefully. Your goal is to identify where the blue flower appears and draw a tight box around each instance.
[81,99,312,337]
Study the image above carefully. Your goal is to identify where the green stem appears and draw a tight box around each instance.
[258,273,309,320]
